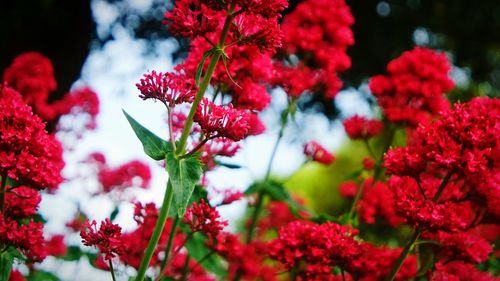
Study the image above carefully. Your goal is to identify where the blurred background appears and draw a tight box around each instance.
[1,0,499,279]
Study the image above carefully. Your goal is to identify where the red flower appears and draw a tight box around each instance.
[343,115,384,140]
[80,219,124,260]
[304,141,335,165]
[0,213,46,261]
[4,186,41,218]
[430,261,497,281]
[369,47,454,126]
[247,113,266,136]
[163,0,218,39]
[136,71,196,107]
[46,234,67,257]
[0,85,64,191]
[232,79,271,111]
[8,270,27,281]
[348,243,417,281]
[269,221,361,270]
[97,160,152,193]
[194,98,251,141]
[183,199,228,238]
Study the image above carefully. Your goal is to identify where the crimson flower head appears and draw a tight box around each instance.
[194,98,251,141]
[80,219,124,260]
[136,71,196,107]
[232,14,283,53]
[269,221,361,270]
[0,84,64,191]
[303,141,335,165]
[369,47,455,126]
[163,0,218,39]
[183,199,228,238]
[343,115,384,140]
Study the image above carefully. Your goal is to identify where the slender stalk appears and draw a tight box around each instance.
[180,254,190,281]
[432,172,452,202]
[159,215,180,273]
[386,230,421,281]
[387,173,451,281]
[341,268,346,281]
[166,106,176,152]
[175,3,236,156]
[109,260,117,281]
[245,116,286,244]
[0,173,7,213]
[347,126,396,223]
[135,181,174,281]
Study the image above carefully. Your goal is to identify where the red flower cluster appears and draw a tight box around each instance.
[303,141,335,165]
[349,243,417,281]
[183,199,227,238]
[162,252,215,281]
[268,221,361,271]
[0,85,64,191]
[194,98,250,141]
[369,47,455,126]
[4,186,41,218]
[80,219,123,260]
[199,138,240,170]
[136,71,196,107]
[275,0,355,99]
[343,115,384,140]
[385,97,500,225]
[3,52,99,130]
[430,261,498,281]
[0,213,46,261]
[91,155,151,193]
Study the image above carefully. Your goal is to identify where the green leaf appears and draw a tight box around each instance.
[221,52,241,88]
[27,271,61,281]
[183,230,226,278]
[123,110,172,160]
[110,206,120,222]
[0,250,13,281]
[215,160,242,169]
[166,152,203,217]
[195,48,215,86]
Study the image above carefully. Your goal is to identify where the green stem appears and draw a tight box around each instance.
[245,113,287,244]
[135,181,174,281]
[432,172,452,202]
[180,254,190,281]
[0,173,7,213]
[109,260,117,281]
[175,3,236,156]
[159,215,179,273]
[387,230,421,281]
[347,126,396,224]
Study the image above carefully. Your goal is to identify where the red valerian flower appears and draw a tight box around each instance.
[8,270,27,281]
[430,261,498,281]
[343,115,384,140]
[0,85,64,191]
[357,178,403,227]
[162,252,215,280]
[199,138,240,169]
[163,0,218,39]
[3,53,100,130]
[136,71,196,107]
[194,98,251,141]
[46,234,67,257]
[304,141,335,165]
[80,219,124,260]
[369,47,455,126]
[247,113,266,136]
[277,0,355,99]
[208,233,278,280]
[0,213,46,261]
[235,0,288,18]
[268,221,361,270]
[362,157,375,170]
[232,79,271,111]
[428,231,493,264]
[97,160,152,193]
[232,13,283,53]
[348,243,417,281]
[183,199,228,238]
[4,186,41,218]
[388,175,475,231]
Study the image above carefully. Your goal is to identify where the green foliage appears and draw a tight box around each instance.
[0,249,14,281]
[184,232,226,278]
[166,153,203,217]
[27,271,61,281]
[123,110,172,161]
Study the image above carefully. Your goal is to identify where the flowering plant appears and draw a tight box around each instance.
[1,0,499,281]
